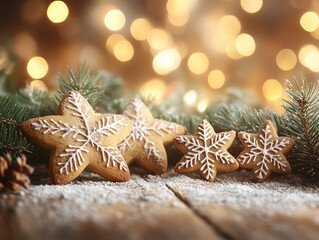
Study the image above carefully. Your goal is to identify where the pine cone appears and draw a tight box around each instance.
[0,154,34,192]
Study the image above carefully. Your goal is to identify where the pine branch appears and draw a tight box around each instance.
[283,78,319,182]
[208,104,285,134]
[0,97,33,157]
[16,88,52,117]
[54,63,102,108]
[100,70,127,113]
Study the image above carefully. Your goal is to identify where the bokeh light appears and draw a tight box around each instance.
[27,56,49,79]
[130,18,152,41]
[208,70,225,89]
[113,40,134,62]
[276,49,297,71]
[225,39,243,59]
[105,34,125,53]
[183,90,197,105]
[218,15,241,39]
[197,99,208,113]
[235,33,256,57]
[240,0,263,14]
[30,80,47,91]
[47,1,69,23]
[262,79,283,101]
[153,49,181,75]
[13,33,37,60]
[141,78,167,104]
[104,9,126,31]
[147,28,172,51]
[298,44,318,66]
[166,0,197,26]
[305,51,319,72]
[188,52,209,74]
[300,12,319,32]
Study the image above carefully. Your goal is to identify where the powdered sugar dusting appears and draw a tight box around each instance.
[160,169,319,216]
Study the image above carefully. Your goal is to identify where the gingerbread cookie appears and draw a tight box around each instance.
[237,120,294,182]
[118,98,185,174]
[174,120,238,182]
[20,91,133,185]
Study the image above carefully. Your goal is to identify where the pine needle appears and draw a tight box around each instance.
[283,78,319,182]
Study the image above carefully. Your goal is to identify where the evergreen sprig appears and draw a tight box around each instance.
[0,97,33,157]
[209,105,286,134]
[283,78,319,182]
[54,63,102,108]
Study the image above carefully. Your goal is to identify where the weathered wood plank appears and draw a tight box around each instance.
[0,167,222,240]
[164,169,319,240]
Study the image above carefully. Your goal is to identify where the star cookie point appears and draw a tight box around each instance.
[237,120,294,183]
[20,91,133,185]
[118,98,185,175]
[174,120,238,182]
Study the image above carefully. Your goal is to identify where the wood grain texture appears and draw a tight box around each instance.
[1,166,319,240]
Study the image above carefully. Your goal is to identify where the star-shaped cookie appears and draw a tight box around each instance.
[20,91,133,185]
[118,98,185,174]
[237,120,294,182]
[174,120,238,182]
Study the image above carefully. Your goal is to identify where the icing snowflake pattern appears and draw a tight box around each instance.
[31,91,128,175]
[175,120,235,180]
[118,99,177,161]
[238,124,290,179]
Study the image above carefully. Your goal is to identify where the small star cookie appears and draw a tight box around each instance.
[174,120,238,182]
[237,120,294,183]
[20,91,133,185]
[118,98,185,175]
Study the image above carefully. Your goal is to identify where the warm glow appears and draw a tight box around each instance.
[262,79,283,101]
[276,49,297,71]
[183,90,197,105]
[197,99,208,113]
[147,28,172,51]
[13,33,37,59]
[218,15,241,39]
[305,51,319,72]
[113,40,134,62]
[225,39,243,59]
[130,18,152,41]
[310,27,319,40]
[188,52,209,74]
[208,70,225,89]
[235,33,256,57]
[27,56,49,79]
[104,9,126,31]
[153,49,181,75]
[105,34,125,52]
[30,80,47,91]
[168,13,189,27]
[300,12,319,32]
[298,44,318,66]
[141,78,167,104]
[240,0,263,13]
[166,0,197,26]
[47,1,69,23]
[166,0,197,15]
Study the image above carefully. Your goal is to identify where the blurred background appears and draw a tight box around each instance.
[0,0,318,113]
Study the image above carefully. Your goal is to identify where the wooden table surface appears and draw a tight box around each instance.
[1,165,319,240]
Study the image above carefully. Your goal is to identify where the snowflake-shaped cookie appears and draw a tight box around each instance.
[174,120,238,182]
[20,91,133,185]
[118,98,185,174]
[237,120,294,182]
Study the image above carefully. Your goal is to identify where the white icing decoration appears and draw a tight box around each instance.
[176,121,234,180]
[118,99,177,162]
[31,91,128,175]
[238,124,290,179]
